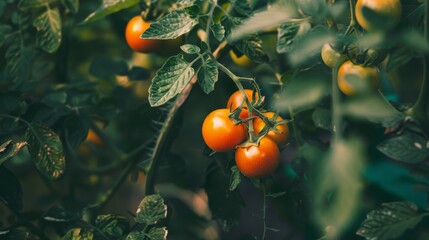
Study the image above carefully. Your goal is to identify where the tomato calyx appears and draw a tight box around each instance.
[346,43,386,67]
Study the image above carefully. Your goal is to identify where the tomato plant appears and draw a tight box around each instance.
[1,0,429,239]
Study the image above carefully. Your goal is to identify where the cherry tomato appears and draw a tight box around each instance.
[125,16,161,53]
[337,60,380,96]
[253,112,289,147]
[226,89,259,119]
[230,50,257,67]
[321,43,347,68]
[202,109,247,152]
[235,137,280,178]
[355,0,402,32]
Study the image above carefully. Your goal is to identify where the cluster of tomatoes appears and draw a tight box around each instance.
[202,90,289,179]
[321,0,402,96]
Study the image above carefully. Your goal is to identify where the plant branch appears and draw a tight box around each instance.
[331,66,342,141]
[205,0,218,51]
[261,180,267,240]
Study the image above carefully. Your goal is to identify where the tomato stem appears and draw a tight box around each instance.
[205,0,218,51]
[331,66,343,141]
[345,0,357,35]
[261,180,267,240]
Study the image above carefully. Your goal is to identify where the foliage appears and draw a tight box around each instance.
[0,0,429,239]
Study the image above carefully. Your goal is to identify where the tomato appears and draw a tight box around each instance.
[235,137,280,178]
[125,16,161,53]
[202,109,247,152]
[253,112,289,147]
[337,60,380,96]
[355,0,402,32]
[230,50,257,67]
[85,129,103,145]
[226,89,259,119]
[321,43,347,68]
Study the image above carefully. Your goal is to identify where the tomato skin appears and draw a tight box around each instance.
[337,61,380,96]
[235,137,280,178]
[125,16,161,53]
[253,112,289,147]
[202,109,247,152]
[355,0,402,32]
[230,50,257,67]
[226,89,259,119]
[321,43,347,68]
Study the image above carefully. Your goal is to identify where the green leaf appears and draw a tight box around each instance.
[377,131,429,164]
[148,54,195,107]
[0,1,7,18]
[312,107,331,131]
[343,94,404,124]
[126,231,145,240]
[0,166,23,212]
[234,34,268,63]
[229,166,241,191]
[95,214,129,238]
[0,140,27,165]
[277,21,311,54]
[211,23,225,42]
[61,0,79,13]
[312,138,365,237]
[231,0,252,16]
[5,45,35,85]
[25,122,66,180]
[266,192,286,198]
[81,0,139,24]
[61,228,94,240]
[43,205,79,222]
[141,9,199,40]
[356,202,426,240]
[197,54,218,94]
[33,7,62,54]
[180,44,200,54]
[0,229,29,240]
[135,194,167,224]
[18,0,57,10]
[147,227,168,240]
[0,25,12,47]
[42,92,68,108]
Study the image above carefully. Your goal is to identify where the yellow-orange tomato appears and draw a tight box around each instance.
[337,60,380,96]
[125,16,161,53]
[253,112,289,147]
[202,109,247,152]
[85,129,103,145]
[226,89,259,119]
[355,0,402,32]
[230,50,257,67]
[235,137,280,178]
[321,43,347,68]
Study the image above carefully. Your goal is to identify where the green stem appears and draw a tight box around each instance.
[331,66,342,141]
[261,181,267,240]
[88,120,126,160]
[345,0,357,35]
[205,0,218,50]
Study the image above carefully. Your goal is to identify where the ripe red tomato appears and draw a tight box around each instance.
[235,137,280,178]
[337,60,380,96]
[202,109,247,152]
[125,16,161,53]
[226,89,259,119]
[253,112,289,147]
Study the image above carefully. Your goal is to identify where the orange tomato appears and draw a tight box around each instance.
[253,112,289,147]
[226,89,259,119]
[125,16,161,53]
[337,61,380,96]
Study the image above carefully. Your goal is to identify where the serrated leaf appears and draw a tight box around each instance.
[0,229,29,240]
[5,45,35,85]
[180,44,200,54]
[82,0,139,24]
[377,131,429,164]
[141,9,198,39]
[148,54,195,107]
[95,214,129,238]
[197,54,218,94]
[33,7,62,54]
[126,231,145,240]
[43,205,79,222]
[312,107,331,131]
[211,23,225,41]
[277,21,311,54]
[25,122,66,180]
[229,166,241,191]
[356,202,426,240]
[147,227,168,240]
[0,25,12,47]
[343,94,403,123]
[234,34,268,63]
[136,194,167,224]
[0,140,27,165]
[61,0,79,13]
[61,228,94,240]
[0,166,23,212]
[231,0,252,16]
[18,0,57,10]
